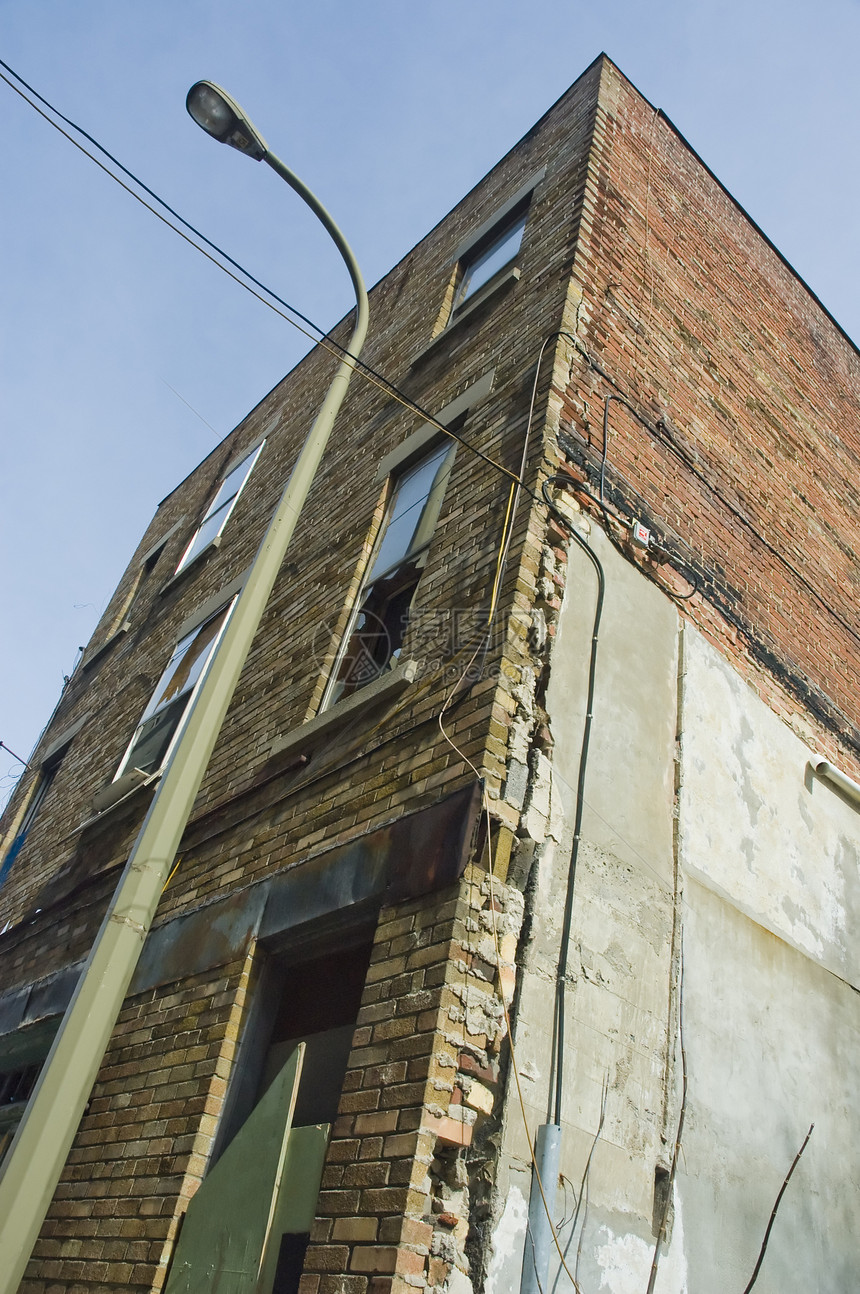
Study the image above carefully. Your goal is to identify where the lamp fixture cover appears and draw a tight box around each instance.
[186,81,268,161]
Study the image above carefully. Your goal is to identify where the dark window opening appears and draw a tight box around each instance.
[0,1065,40,1166]
[0,748,65,887]
[0,1019,57,1167]
[258,942,371,1127]
[123,543,165,624]
[325,437,456,708]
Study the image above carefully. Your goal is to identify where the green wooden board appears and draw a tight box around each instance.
[257,1123,330,1294]
[165,1045,304,1294]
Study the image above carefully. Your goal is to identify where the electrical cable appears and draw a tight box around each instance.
[0,744,32,771]
[0,57,330,348]
[432,356,611,1293]
[5,57,848,659]
[160,855,183,893]
[0,58,530,498]
[549,1077,608,1294]
[431,443,585,1294]
[435,757,585,1294]
[2,80,830,1290]
[645,933,687,1294]
[740,1123,814,1294]
[540,475,605,1129]
[560,465,701,605]
[561,330,860,650]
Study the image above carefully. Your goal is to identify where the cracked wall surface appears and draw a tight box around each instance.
[483,524,860,1294]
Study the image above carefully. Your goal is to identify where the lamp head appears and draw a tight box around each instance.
[186,81,268,161]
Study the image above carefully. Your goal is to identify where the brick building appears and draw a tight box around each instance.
[1,54,858,1294]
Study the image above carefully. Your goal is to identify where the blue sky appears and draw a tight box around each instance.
[1,0,858,806]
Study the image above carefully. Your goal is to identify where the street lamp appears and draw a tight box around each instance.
[186,80,268,158]
[0,84,369,1294]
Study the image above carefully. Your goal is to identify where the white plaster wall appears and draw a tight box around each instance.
[487,543,860,1294]
[488,528,680,1294]
[675,628,860,1291]
[679,627,860,985]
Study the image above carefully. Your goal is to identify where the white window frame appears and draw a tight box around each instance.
[115,596,237,779]
[175,441,265,575]
[0,716,87,884]
[320,441,456,712]
[451,209,527,316]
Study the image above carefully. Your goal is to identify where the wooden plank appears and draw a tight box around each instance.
[165,1045,304,1294]
[257,1123,330,1294]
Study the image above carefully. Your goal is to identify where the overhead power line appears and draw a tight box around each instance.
[0,57,530,494]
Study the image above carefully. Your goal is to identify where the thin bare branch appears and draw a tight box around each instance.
[741,1124,815,1294]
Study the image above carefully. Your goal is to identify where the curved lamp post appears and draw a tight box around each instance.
[0,83,368,1294]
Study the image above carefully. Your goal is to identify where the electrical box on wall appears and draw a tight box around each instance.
[631,520,651,549]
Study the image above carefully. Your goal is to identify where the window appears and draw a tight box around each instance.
[323,440,456,709]
[117,602,234,777]
[443,169,545,331]
[175,442,264,574]
[0,1064,40,1166]
[0,716,85,887]
[86,539,169,672]
[0,1020,57,1168]
[451,208,527,316]
[0,756,61,888]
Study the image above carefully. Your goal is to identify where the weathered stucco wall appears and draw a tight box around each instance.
[488,531,860,1293]
[488,526,680,1294]
[669,628,860,1291]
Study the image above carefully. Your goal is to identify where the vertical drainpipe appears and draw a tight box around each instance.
[520,1122,562,1294]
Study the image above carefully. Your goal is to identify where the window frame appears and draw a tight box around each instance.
[446,167,546,327]
[320,438,457,712]
[114,594,238,780]
[0,716,86,885]
[450,207,527,317]
[174,440,265,576]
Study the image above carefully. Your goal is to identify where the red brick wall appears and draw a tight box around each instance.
[558,58,860,774]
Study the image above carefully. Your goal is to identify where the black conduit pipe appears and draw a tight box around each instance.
[542,477,605,1128]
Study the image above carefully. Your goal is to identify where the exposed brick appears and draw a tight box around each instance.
[6,49,858,1294]
[332,1218,379,1243]
[353,1111,399,1136]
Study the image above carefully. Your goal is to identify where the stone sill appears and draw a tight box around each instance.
[269,659,419,761]
[411,266,521,365]
[82,622,130,673]
[159,535,222,596]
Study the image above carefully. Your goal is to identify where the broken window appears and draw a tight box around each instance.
[117,601,234,778]
[112,540,166,632]
[323,439,456,708]
[175,441,264,574]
